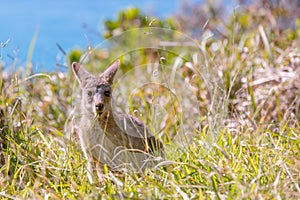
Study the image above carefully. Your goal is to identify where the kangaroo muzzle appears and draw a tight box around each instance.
[95,103,104,114]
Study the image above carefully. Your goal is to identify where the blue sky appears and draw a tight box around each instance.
[1,0,237,72]
[0,0,184,71]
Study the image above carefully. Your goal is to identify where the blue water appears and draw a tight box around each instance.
[0,0,182,71]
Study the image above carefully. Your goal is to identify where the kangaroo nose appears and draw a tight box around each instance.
[95,103,104,112]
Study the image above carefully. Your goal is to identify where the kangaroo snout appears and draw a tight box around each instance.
[95,103,104,113]
[94,93,105,114]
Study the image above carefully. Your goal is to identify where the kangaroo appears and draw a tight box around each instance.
[72,60,164,183]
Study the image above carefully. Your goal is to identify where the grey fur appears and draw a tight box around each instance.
[72,60,164,183]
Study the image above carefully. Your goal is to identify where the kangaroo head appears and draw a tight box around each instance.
[72,60,120,116]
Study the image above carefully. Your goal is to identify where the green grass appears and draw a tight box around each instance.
[0,63,299,199]
[1,105,299,199]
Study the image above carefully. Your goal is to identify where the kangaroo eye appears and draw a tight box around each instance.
[104,91,110,97]
[87,91,93,97]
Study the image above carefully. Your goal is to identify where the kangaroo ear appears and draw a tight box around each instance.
[72,62,92,87]
[102,59,120,84]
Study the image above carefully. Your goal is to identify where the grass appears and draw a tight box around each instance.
[1,5,300,199]
[1,104,299,199]
[1,54,300,199]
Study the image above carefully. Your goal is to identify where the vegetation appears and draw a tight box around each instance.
[1,1,300,199]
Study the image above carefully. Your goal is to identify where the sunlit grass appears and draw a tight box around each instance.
[0,61,299,199]
[1,101,299,199]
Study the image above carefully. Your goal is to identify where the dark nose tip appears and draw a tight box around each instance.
[95,103,104,112]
